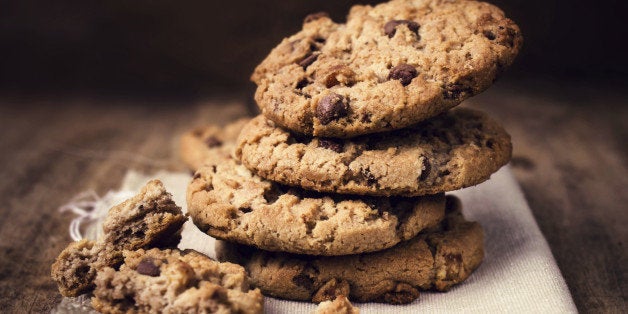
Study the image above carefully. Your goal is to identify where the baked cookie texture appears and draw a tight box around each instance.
[187,157,445,256]
[102,179,188,249]
[237,107,511,196]
[51,180,187,297]
[252,0,522,138]
[180,118,251,171]
[92,248,264,314]
[216,195,484,304]
[314,296,359,314]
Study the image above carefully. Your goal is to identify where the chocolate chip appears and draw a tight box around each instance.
[361,169,378,186]
[136,257,160,277]
[376,283,420,305]
[318,138,343,153]
[445,254,463,267]
[483,30,496,40]
[204,183,213,192]
[205,136,222,148]
[193,172,201,180]
[384,20,420,38]
[485,139,494,148]
[388,64,417,86]
[316,93,348,125]
[292,272,314,290]
[304,11,329,24]
[299,53,319,69]
[476,14,518,48]
[442,83,473,100]
[419,158,431,181]
[296,78,310,90]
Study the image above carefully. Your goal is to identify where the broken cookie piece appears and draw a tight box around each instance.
[92,248,263,314]
[51,180,187,297]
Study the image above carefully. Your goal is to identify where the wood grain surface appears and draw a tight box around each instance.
[0,80,625,312]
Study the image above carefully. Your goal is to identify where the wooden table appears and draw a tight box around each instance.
[0,79,625,312]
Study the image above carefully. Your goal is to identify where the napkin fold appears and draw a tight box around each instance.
[55,166,576,313]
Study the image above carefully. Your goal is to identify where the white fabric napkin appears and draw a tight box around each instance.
[54,166,576,313]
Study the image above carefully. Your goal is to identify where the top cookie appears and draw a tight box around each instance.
[236,108,511,196]
[252,0,522,138]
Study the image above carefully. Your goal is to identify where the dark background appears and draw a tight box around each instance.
[1,0,626,97]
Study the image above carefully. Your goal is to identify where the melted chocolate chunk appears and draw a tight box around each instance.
[384,20,420,38]
[318,138,343,153]
[296,78,310,90]
[316,93,348,125]
[376,283,420,305]
[419,158,431,181]
[136,257,160,277]
[389,64,418,86]
[299,53,319,69]
[442,83,473,100]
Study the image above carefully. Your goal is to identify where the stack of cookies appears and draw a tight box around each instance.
[183,0,521,305]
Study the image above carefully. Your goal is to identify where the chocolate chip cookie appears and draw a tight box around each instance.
[237,107,511,196]
[51,180,187,297]
[187,157,445,256]
[92,248,264,314]
[216,195,484,304]
[179,118,250,171]
[252,0,522,137]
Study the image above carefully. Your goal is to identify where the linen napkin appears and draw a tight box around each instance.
[54,166,577,313]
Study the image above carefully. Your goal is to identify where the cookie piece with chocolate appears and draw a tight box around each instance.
[51,180,187,297]
[92,248,263,314]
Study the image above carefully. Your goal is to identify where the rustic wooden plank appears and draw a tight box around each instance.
[469,81,628,312]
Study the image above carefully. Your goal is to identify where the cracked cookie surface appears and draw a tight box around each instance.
[252,0,522,138]
[216,195,484,304]
[180,118,251,171]
[237,108,511,196]
[92,248,264,314]
[187,157,445,256]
